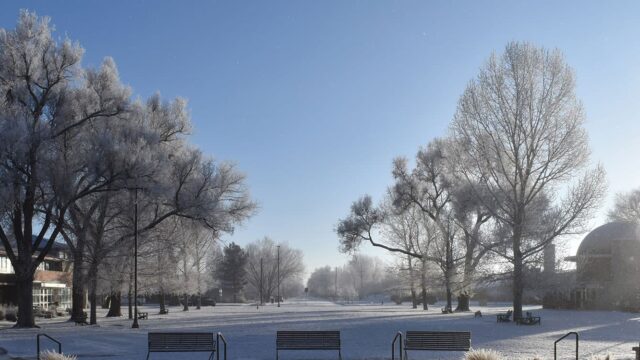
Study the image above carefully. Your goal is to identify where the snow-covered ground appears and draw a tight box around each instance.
[1,299,639,359]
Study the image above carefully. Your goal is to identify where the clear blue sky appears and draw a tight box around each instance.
[1,1,639,274]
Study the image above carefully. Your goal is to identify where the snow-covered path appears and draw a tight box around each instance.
[1,300,639,359]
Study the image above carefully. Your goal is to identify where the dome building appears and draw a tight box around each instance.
[569,222,640,310]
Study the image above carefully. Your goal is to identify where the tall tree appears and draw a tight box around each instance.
[216,242,248,303]
[450,42,606,318]
[0,12,128,327]
[392,140,463,310]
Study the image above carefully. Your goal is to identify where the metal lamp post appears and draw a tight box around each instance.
[277,245,280,307]
[132,188,139,329]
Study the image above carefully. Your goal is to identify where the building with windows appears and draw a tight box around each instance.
[0,241,73,310]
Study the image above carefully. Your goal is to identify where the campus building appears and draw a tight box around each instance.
[0,241,73,310]
[565,222,640,311]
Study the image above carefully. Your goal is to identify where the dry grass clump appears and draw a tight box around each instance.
[39,350,77,360]
[464,349,504,360]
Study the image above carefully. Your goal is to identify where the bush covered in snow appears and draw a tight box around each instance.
[464,349,504,360]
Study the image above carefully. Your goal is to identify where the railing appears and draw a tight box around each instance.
[217,332,228,360]
[391,331,403,360]
[36,333,61,360]
[554,331,579,360]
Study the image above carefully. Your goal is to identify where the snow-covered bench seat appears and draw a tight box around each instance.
[398,331,471,359]
[276,331,341,360]
[147,332,225,360]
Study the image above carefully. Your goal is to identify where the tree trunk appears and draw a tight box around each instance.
[411,289,418,309]
[15,274,36,327]
[88,260,99,324]
[183,293,189,311]
[408,256,417,309]
[455,255,474,312]
[106,292,122,317]
[196,292,201,310]
[159,289,166,314]
[101,295,109,309]
[420,265,428,311]
[444,234,454,311]
[456,293,470,312]
[89,285,97,325]
[88,274,98,324]
[70,251,87,323]
[128,281,133,319]
[513,249,524,319]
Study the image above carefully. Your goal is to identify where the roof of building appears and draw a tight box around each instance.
[577,222,640,255]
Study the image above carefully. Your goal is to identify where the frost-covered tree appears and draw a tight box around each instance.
[392,139,464,310]
[0,11,256,326]
[450,42,606,318]
[383,202,423,308]
[337,138,495,311]
[607,188,640,223]
[245,237,304,303]
[0,12,129,327]
[307,266,336,299]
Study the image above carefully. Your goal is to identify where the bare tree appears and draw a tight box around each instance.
[608,188,640,223]
[245,237,304,304]
[450,42,606,318]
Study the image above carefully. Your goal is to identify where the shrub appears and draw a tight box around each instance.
[0,309,4,321]
[464,349,504,360]
[3,306,17,322]
[39,351,77,360]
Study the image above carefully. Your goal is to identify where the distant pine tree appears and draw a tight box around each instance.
[216,243,248,303]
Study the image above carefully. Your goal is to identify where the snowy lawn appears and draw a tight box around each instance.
[0,299,639,359]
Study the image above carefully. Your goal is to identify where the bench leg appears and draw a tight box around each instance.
[146,351,150,360]
[276,349,279,360]
[208,351,215,360]
[338,349,342,360]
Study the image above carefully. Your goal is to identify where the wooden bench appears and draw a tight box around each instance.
[515,312,541,325]
[276,331,341,360]
[138,311,148,320]
[147,332,226,360]
[497,310,512,322]
[400,331,471,359]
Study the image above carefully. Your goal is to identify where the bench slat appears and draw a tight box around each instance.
[404,331,471,351]
[148,332,216,353]
[277,331,341,350]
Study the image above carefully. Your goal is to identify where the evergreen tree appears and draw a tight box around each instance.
[216,243,248,302]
